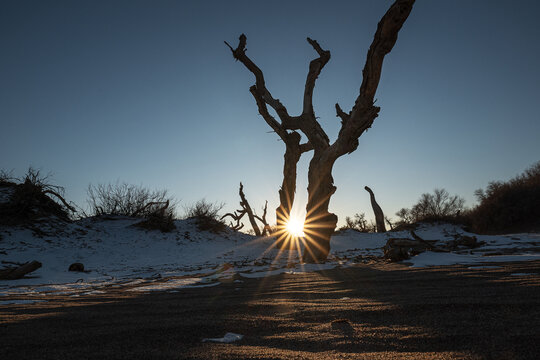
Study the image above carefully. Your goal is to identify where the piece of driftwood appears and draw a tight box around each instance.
[384,230,443,262]
[0,260,42,280]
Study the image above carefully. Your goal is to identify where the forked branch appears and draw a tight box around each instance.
[225,35,296,130]
[303,38,330,117]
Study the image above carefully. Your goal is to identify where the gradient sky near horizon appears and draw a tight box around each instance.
[1,0,539,227]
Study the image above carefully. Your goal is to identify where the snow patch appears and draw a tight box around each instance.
[202,332,244,343]
[1,220,539,295]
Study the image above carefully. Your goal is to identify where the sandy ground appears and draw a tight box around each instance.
[1,261,539,360]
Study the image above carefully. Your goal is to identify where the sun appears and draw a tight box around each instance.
[286,217,305,237]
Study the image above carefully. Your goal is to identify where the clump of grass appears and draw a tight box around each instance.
[184,199,226,233]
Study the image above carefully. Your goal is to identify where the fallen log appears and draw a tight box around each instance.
[0,260,42,280]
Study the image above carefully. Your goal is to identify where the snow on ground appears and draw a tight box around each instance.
[1,218,539,297]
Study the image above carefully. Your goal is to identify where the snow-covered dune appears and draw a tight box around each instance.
[1,218,539,297]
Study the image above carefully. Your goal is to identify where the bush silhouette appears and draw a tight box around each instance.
[184,199,226,233]
[87,182,176,232]
[396,188,465,225]
[0,168,75,225]
[470,161,540,233]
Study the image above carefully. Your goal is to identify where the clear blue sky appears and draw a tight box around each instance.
[1,0,539,226]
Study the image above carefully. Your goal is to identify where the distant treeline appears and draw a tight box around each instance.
[340,161,540,234]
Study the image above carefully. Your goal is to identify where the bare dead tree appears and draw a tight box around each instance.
[227,0,415,262]
[365,186,386,233]
[221,182,269,236]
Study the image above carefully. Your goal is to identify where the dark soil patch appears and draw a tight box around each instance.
[1,261,539,359]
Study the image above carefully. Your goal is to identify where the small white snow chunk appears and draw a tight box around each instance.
[340,297,350,300]
[202,332,244,343]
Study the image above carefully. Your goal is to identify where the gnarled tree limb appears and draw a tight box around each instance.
[331,0,415,158]
[222,183,270,236]
[226,35,316,230]
[43,189,76,213]
[226,35,295,127]
[253,200,271,236]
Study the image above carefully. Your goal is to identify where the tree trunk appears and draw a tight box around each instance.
[302,154,338,262]
[365,186,386,233]
[275,132,302,232]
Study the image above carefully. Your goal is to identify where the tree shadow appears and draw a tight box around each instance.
[1,261,539,359]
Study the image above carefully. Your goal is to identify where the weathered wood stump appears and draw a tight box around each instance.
[0,260,42,280]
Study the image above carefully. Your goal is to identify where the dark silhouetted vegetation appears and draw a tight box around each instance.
[0,168,75,226]
[395,188,465,226]
[337,213,375,233]
[184,199,226,233]
[469,161,540,233]
[3,161,539,235]
[87,182,176,232]
[87,182,175,217]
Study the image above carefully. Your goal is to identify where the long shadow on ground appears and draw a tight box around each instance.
[1,261,539,359]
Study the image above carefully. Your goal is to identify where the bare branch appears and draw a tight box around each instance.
[253,200,271,236]
[223,40,234,53]
[303,38,331,117]
[299,142,314,153]
[221,209,246,231]
[284,37,333,151]
[131,200,169,217]
[335,103,350,124]
[359,0,414,102]
[226,34,294,127]
[248,86,288,139]
[237,182,263,236]
[331,0,415,157]
[42,189,76,213]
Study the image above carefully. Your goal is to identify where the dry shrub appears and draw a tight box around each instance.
[184,199,226,233]
[337,213,375,233]
[0,169,15,185]
[470,161,540,233]
[0,168,75,225]
[87,182,175,217]
[134,206,176,232]
[87,182,176,232]
[396,188,465,226]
